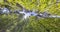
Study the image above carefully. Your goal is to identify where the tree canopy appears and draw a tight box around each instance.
[0,0,60,32]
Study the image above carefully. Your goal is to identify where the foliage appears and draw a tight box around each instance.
[0,0,60,32]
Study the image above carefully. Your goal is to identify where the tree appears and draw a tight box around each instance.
[0,0,60,32]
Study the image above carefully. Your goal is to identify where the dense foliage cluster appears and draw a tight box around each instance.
[0,0,60,32]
